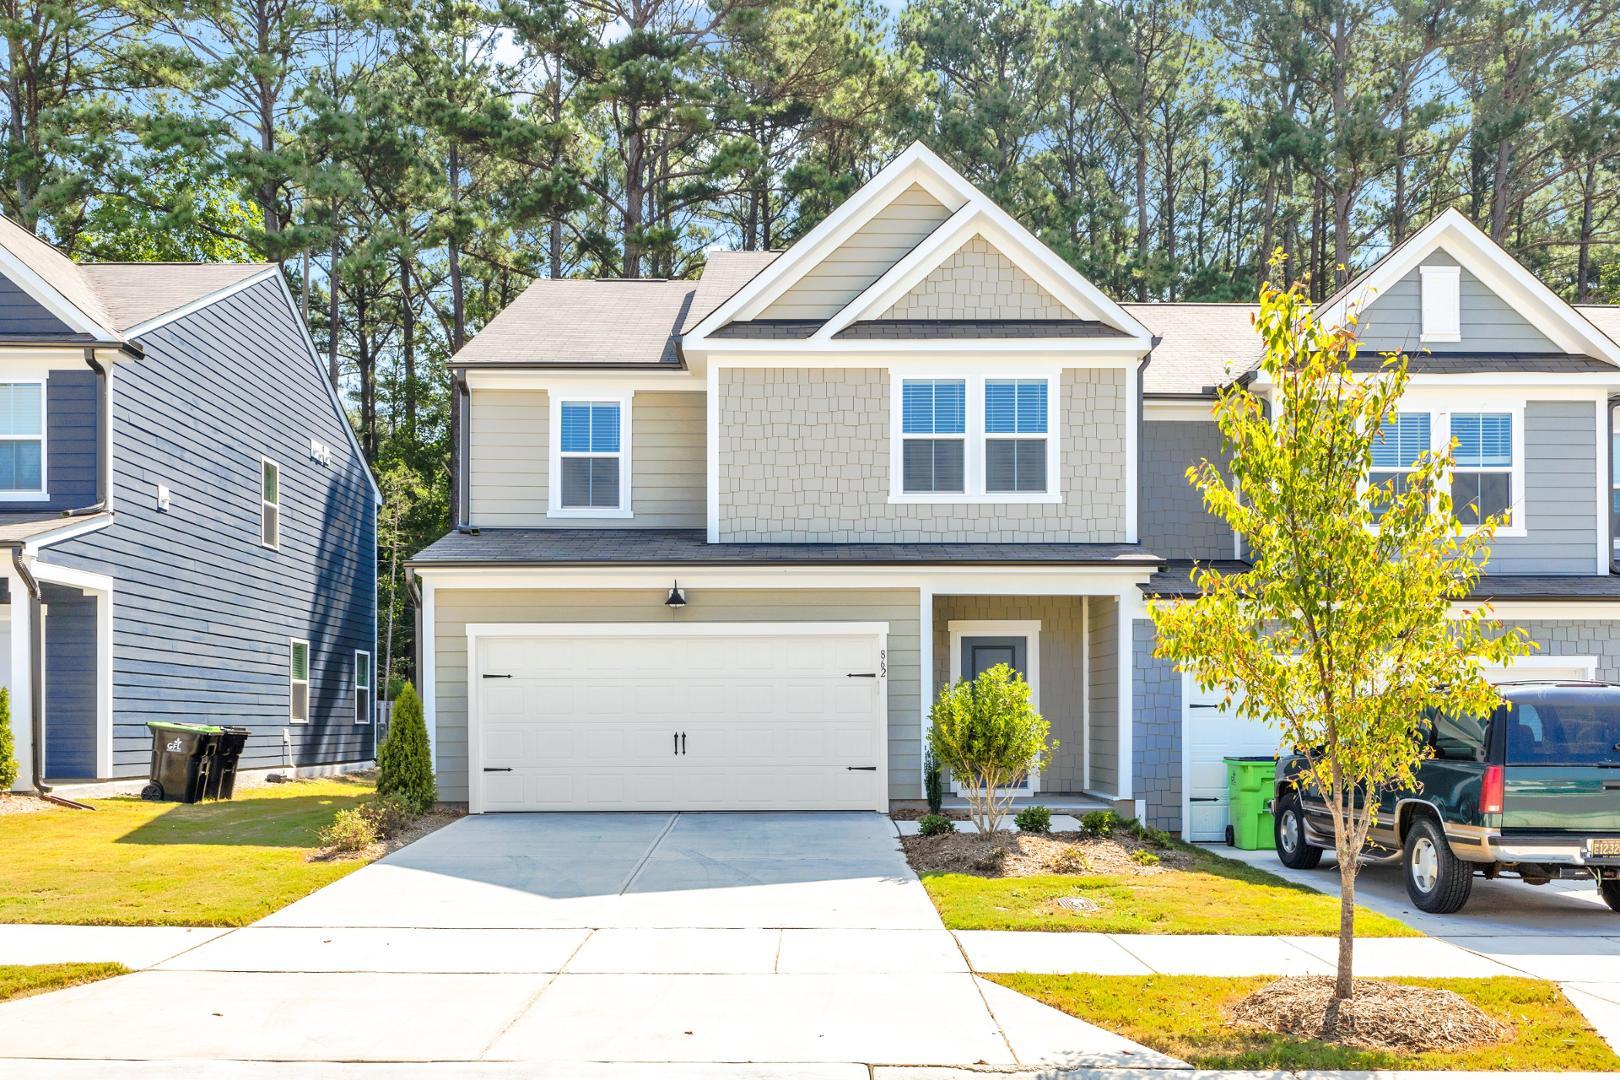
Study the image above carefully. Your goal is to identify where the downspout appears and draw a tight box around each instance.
[5,547,86,808]
[454,373,475,534]
[62,348,110,517]
[1610,396,1619,574]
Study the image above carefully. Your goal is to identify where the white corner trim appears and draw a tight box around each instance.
[706,363,720,543]
[1598,399,1611,574]
[421,576,437,764]
[1125,363,1139,543]
[918,585,934,798]
[546,390,634,519]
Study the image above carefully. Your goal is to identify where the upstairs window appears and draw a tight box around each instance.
[1370,413,1430,500]
[0,382,45,495]
[260,458,281,549]
[289,638,310,723]
[554,399,627,514]
[1451,412,1513,525]
[985,379,1048,493]
[901,379,966,494]
[1420,265,1461,342]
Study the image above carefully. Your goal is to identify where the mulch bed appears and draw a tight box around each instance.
[309,804,464,863]
[900,827,1193,877]
[0,793,58,816]
[1228,976,1511,1053]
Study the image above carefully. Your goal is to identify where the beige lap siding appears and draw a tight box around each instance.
[430,587,923,803]
[718,367,1129,542]
[932,595,1088,791]
[467,389,706,528]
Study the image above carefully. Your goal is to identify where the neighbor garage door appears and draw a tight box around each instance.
[470,624,887,812]
[1183,683,1281,843]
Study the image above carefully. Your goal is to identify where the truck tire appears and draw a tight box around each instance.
[1600,880,1620,913]
[1403,815,1472,913]
[1274,792,1324,869]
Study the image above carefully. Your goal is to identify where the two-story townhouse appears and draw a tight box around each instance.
[408,143,1620,840]
[0,215,380,794]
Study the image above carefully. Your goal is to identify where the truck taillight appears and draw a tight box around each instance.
[1480,764,1505,815]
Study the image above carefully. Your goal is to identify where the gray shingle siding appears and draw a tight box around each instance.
[43,584,97,777]
[0,273,76,336]
[1488,400,1600,574]
[1512,620,1620,680]
[1139,420,1230,560]
[1131,618,1181,831]
[46,276,376,776]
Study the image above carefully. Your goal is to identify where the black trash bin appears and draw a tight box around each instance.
[141,721,222,803]
[207,727,252,800]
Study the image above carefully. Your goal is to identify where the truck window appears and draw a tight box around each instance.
[1507,703,1620,766]
[1432,711,1490,762]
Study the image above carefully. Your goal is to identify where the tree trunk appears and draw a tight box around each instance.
[326,230,340,389]
[398,252,416,438]
[1135,140,1149,301]
[1577,161,1596,301]
[1336,839,1356,999]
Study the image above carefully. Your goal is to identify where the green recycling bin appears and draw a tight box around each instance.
[1223,755,1277,850]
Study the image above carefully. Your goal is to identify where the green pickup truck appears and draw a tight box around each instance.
[1271,680,1620,914]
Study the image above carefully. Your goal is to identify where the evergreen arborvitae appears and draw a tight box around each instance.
[376,682,435,812]
[0,687,17,790]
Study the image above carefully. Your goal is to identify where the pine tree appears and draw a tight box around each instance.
[376,682,436,812]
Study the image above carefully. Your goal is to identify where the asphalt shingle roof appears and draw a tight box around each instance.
[1125,303,1261,396]
[410,528,1164,567]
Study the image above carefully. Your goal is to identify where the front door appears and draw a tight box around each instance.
[959,634,1037,793]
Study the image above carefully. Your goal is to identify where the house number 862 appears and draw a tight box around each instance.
[879,649,887,678]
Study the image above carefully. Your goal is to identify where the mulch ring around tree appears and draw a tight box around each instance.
[900,827,1193,877]
[1228,976,1512,1054]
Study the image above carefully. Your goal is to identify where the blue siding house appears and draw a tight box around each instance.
[0,215,379,791]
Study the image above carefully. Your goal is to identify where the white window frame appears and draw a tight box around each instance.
[289,637,310,724]
[0,379,48,501]
[888,371,1061,504]
[260,456,282,550]
[355,649,372,725]
[895,376,968,496]
[1449,409,1519,532]
[1381,392,1528,539]
[1420,265,1462,343]
[548,391,633,519]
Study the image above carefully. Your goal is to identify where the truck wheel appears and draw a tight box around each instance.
[1404,815,1472,913]
[1600,880,1620,913]
[1275,793,1323,869]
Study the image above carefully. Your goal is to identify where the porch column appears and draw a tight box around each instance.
[6,568,34,791]
[917,585,933,798]
[1116,590,1140,810]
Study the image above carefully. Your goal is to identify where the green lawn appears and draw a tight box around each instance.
[986,974,1619,1071]
[921,844,1416,935]
[0,778,377,926]
[0,963,130,1003]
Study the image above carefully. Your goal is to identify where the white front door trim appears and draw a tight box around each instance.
[947,619,1042,795]
[464,621,890,814]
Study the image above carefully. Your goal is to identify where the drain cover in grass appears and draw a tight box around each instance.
[1056,896,1100,913]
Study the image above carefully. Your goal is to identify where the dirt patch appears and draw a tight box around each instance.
[309,805,463,863]
[0,793,58,816]
[890,807,970,821]
[1228,976,1512,1054]
[900,828,1193,878]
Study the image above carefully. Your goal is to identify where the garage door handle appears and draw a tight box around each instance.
[482,674,512,679]
[846,672,877,678]
[847,766,877,771]
[1189,796,1219,802]
[483,767,512,773]
[1188,703,1219,709]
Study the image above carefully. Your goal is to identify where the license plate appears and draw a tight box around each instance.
[1590,839,1620,857]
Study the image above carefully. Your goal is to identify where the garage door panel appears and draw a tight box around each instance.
[474,630,884,812]
[1184,685,1281,843]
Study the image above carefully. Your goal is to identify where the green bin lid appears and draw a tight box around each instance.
[146,721,224,734]
[1223,755,1276,765]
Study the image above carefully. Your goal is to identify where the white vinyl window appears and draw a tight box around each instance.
[260,458,281,549]
[355,650,372,725]
[549,394,632,517]
[290,638,310,723]
[0,382,46,498]
[1420,265,1461,343]
[1451,412,1514,527]
[890,373,1059,503]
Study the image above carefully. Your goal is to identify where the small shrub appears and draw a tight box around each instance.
[927,663,1054,838]
[359,793,417,839]
[376,682,436,812]
[1131,848,1162,866]
[0,687,16,790]
[318,807,378,853]
[923,748,943,815]
[1052,846,1089,873]
[917,813,956,837]
[1078,809,1120,838]
[1127,818,1173,848]
[1015,805,1052,834]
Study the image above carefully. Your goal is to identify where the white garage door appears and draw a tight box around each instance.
[1183,682,1282,843]
[471,625,886,812]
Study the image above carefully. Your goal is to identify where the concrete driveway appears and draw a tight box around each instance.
[0,812,1174,1072]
